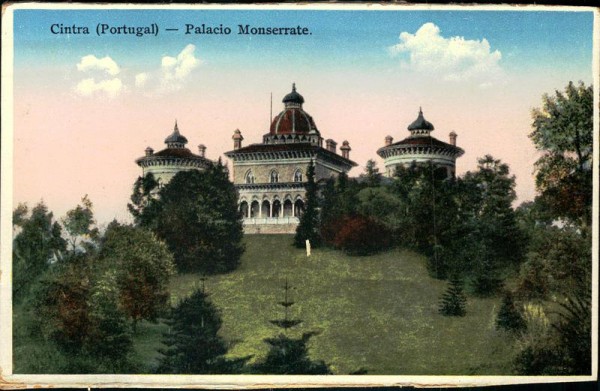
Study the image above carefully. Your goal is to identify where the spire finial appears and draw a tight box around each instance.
[292,83,296,92]
[419,106,423,115]
[174,120,179,133]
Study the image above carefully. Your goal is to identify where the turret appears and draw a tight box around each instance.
[232,129,244,150]
[340,140,351,159]
[198,144,206,157]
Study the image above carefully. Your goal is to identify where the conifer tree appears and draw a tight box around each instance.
[439,275,467,317]
[295,160,321,248]
[157,287,245,374]
[253,278,330,374]
[496,291,526,333]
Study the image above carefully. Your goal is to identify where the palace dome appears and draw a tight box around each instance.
[407,108,435,131]
[269,84,319,135]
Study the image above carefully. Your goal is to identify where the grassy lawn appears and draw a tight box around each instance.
[13,234,518,374]
[169,235,518,375]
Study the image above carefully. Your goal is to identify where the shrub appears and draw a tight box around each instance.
[331,215,392,256]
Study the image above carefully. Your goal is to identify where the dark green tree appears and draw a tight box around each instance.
[127,172,161,227]
[140,161,244,273]
[551,294,591,375]
[157,288,245,374]
[12,202,66,302]
[361,159,382,187]
[529,81,593,227]
[496,291,526,333]
[319,172,361,246]
[438,275,467,317]
[295,160,321,248]
[253,278,330,374]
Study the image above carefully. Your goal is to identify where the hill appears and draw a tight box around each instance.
[14,234,518,374]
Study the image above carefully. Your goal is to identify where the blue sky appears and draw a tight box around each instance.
[9,7,596,223]
[14,9,593,74]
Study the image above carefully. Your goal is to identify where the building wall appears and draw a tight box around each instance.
[232,157,346,183]
[233,158,312,184]
[383,153,456,178]
[143,164,201,185]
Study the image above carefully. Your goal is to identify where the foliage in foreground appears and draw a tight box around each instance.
[252,278,331,374]
[157,288,247,374]
[32,216,174,372]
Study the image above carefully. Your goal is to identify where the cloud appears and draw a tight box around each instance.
[134,44,202,95]
[389,23,503,86]
[135,72,149,87]
[161,44,201,81]
[75,78,123,97]
[76,55,120,76]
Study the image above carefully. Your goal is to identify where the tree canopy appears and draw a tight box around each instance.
[529,81,593,226]
[132,162,245,274]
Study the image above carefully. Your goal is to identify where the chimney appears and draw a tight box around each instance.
[449,131,457,146]
[145,147,154,156]
[340,140,351,159]
[385,135,393,146]
[232,129,244,150]
[198,144,206,157]
[325,139,337,153]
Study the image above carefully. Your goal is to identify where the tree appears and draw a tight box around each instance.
[461,155,525,267]
[33,250,138,373]
[140,162,244,274]
[12,202,66,302]
[252,278,330,374]
[530,81,593,226]
[319,172,361,246]
[551,294,591,375]
[514,294,591,375]
[361,159,382,187]
[98,223,175,331]
[157,288,245,374]
[62,195,99,252]
[294,160,321,248]
[438,275,467,317]
[127,173,161,227]
[496,291,526,333]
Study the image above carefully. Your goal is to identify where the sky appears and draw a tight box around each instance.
[7,6,596,225]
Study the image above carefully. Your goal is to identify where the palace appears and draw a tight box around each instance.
[133,87,466,235]
[377,108,464,178]
[224,84,357,234]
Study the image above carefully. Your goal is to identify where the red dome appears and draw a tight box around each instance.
[270,108,318,134]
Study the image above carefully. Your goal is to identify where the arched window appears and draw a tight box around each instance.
[270,170,279,183]
[293,169,303,182]
[245,170,255,184]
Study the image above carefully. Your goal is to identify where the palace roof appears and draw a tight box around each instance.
[269,84,319,135]
[225,142,357,167]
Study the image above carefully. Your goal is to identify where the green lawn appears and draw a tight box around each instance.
[13,234,519,374]
[169,235,517,375]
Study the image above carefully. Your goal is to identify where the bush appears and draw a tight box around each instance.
[496,291,526,333]
[439,276,467,317]
[330,215,392,256]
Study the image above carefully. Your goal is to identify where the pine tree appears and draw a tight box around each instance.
[295,160,321,248]
[253,278,330,374]
[496,291,526,333]
[439,275,467,317]
[157,287,245,374]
